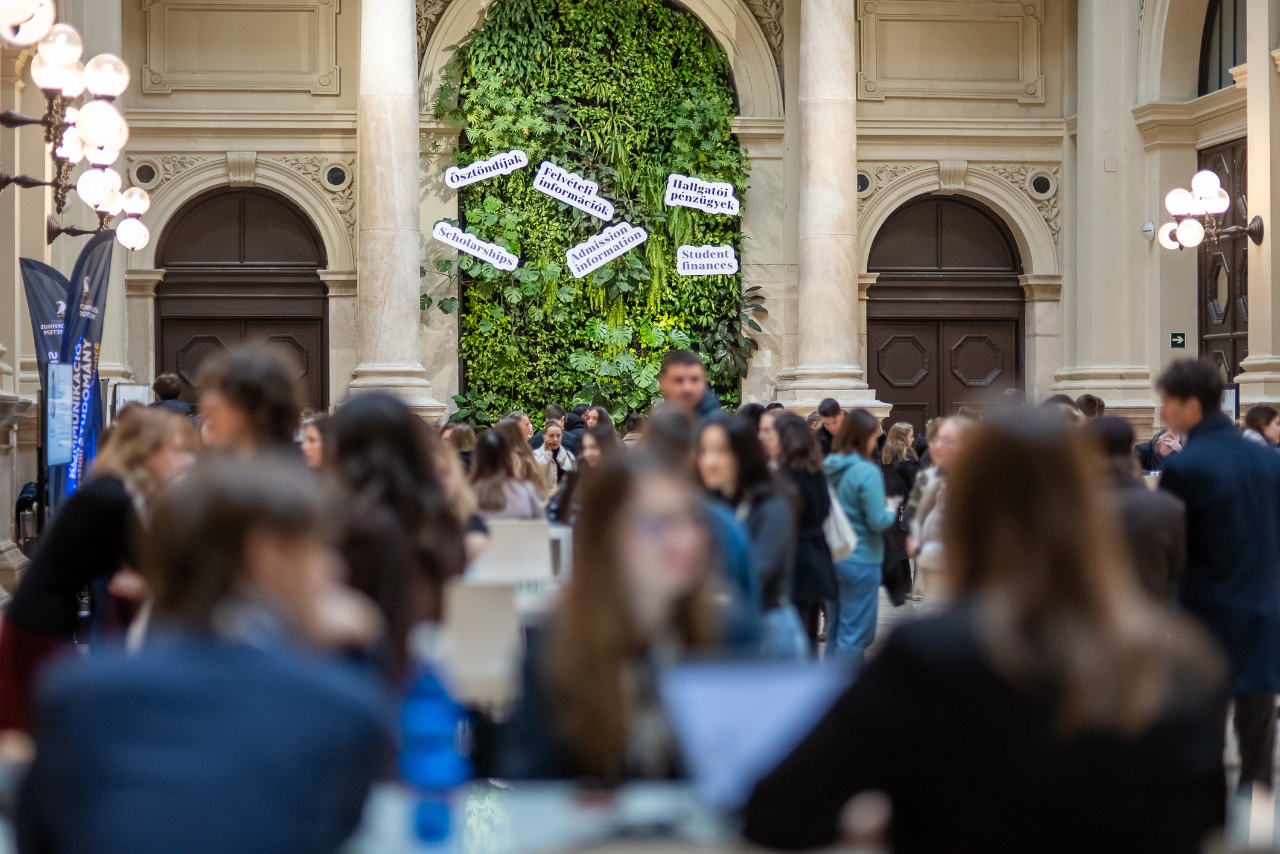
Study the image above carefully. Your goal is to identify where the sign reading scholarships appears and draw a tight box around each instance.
[566,222,648,278]
[444,150,529,189]
[665,174,740,215]
[533,161,615,220]
[676,245,738,276]
[432,221,520,271]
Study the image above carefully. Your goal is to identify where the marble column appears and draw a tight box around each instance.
[349,0,444,418]
[1238,0,1280,404]
[774,0,883,414]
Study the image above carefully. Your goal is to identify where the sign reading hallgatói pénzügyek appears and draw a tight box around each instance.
[566,223,648,278]
[664,174,740,215]
[676,245,738,275]
[533,161,615,220]
[432,221,519,271]
[444,150,529,189]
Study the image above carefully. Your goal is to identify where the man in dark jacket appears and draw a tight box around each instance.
[1135,427,1182,472]
[1087,417,1186,600]
[815,398,842,456]
[149,372,193,419]
[657,350,720,420]
[1157,359,1280,792]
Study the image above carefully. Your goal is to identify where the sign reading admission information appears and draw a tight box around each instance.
[533,161,615,220]
[566,222,648,278]
[444,150,529,189]
[676,245,738,276]
[432,221,520,271]
[665,174,740,215]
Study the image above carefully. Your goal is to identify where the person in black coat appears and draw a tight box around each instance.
[1086,417,1186,600]
[744,413,1226,854]
[878,423,921,606]
[1135,427,1181,472]
[773,413,835,655]
[1156,360,1280,791]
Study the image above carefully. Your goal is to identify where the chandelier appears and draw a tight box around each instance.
[1158,170,1264,251]
[0,1,149,251]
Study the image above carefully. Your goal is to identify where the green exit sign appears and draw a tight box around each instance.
[1171,332,1187,349]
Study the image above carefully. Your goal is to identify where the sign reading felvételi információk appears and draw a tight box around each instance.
[432,221,520,271]
[664,174,740,215]
[533,161,615,220]
[567,223,649,278]
[676,244,738,275]
[444,150,530,189]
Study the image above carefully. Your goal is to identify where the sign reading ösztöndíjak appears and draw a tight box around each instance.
[664,174,740,215]
[432,221,520,272]
[676,245,738,275]
[533,161,615,220]
[566,223,648,278]
[445,150,529,189]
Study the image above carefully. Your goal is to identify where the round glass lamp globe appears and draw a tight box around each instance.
[55,129,83,164]
[1191,170,1222,198]
[75,168,110,208]
[1165,188,1195,217]
[28,51,69,91]
[120,187,150,216]
[63,105,77,125]
[100,193,124,216]
[1158,223,1181,251]
[36,22,80,64]
[116,217,149,251]
[83,146,117,167]
[76,99,127,151]
[60,60,84,97]
[1177,218,1206,248]
[94,185,119,213]
[1205,188,1231,215]
[83,53,129,98]
[1,0,54,48]
[0,0,40,27]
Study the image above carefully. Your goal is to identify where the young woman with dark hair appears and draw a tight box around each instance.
[196,346,301,453]
[496,453,718,781]
[1243,404,1280,447]
[698,414,804,657]
[331,392,467,681]
[493,417,545,500]
[825,409,898,659]
[746,413,1226,853]
[580,422,621,468]
[773,413,835,655]
[18,457,386,852]
[879,422,921,606]
[469,429,544,521]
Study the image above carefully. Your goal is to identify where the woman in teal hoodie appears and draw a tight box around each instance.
[824,410,899,659]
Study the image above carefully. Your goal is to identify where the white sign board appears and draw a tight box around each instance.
[47,363,72,466]
[665,173,740,215]
[444,150,529,189]
[566,222,648,278]
[676,244,738,276]
[533,161,614,220]
[431,221,520,272]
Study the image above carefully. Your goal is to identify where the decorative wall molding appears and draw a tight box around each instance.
[856,0,1045,104]
[142,0,341,95]
[125,154,215,191]
[227,151,257,188]
[740,0,783,80]
[972,163,1060,245]
[856,163,930,215]
[937,160,968,194]
[263,155,357,239]
[417,0,451,69]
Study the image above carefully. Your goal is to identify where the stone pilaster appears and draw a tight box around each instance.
[350,0,445,419]
[124,270,163,388]
[774,0,885,415]
[1237,0,1280,404]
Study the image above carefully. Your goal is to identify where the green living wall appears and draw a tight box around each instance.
[433,0,760,426]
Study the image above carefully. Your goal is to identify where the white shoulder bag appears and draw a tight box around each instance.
[824,485,857,563]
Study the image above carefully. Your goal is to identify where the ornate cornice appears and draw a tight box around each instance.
[262,155,357,240]
[418,0,452,68]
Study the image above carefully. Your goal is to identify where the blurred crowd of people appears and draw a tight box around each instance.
[0,346,1278,853]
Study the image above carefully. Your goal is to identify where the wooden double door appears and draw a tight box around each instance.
[154,188,329,410]
[1198,137,1248,381]
[865,195,1025,433]
[867,317,1021,434]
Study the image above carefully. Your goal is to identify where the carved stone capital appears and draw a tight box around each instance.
[125,269,165,297]
[227,151,258,187]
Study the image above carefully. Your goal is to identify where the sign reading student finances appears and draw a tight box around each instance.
[20,230,114,504]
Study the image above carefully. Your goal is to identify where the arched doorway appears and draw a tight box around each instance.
[866,195,1025,432]
[155,188,329,409]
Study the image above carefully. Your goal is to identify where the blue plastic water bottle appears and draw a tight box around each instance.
[400,666,473,842]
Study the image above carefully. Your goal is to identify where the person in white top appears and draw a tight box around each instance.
[533,421,576,494]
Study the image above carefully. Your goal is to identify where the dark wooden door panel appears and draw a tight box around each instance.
[159,319,240,402]
[1199,137,1248,380]
[244,320,325,412]
[868,321,938,436]
[941,320,1019,414]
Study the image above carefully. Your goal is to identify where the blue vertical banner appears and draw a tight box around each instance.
[18,258,68,385]
[55,230,115,500]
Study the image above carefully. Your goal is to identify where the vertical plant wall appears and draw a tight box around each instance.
[434,0,756,425]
